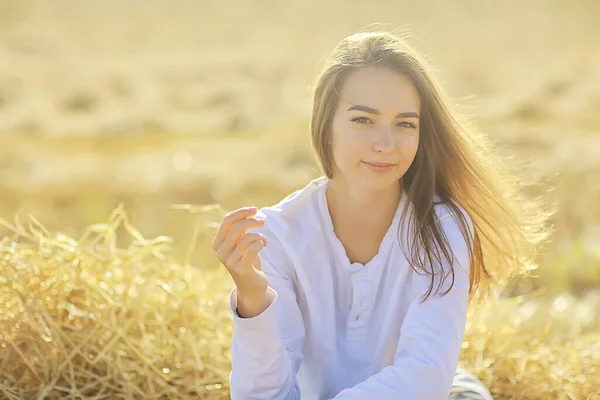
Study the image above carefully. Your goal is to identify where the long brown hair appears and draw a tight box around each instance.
[309,29,553,305]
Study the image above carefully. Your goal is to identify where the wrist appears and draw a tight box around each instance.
[236,281,268,303]
[236,288,269,318]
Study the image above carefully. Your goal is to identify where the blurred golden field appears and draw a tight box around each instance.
[1,0,600,399]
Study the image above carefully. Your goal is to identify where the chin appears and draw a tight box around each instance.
[360,175,402,191]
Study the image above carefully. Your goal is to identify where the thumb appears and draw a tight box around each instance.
[254,252,263,271]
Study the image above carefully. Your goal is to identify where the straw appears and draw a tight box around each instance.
[1,206,598,399]
[0,206,232,399]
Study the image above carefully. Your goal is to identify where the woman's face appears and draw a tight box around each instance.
[330,66,421,191]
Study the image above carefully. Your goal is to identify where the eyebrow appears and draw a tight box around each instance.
[347,104,420,119]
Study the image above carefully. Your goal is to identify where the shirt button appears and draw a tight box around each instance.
[355,315,359,321]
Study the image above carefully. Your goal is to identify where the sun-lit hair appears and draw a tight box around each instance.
[309,29,553,305]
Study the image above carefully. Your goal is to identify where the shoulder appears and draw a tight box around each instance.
[432,199,474,244]
[406,198,474,298]
[246,176,327,264]
[402,197,474,250]
[253,176,327,235]
[434,199,474,285]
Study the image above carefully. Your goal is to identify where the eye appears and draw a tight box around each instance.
[351,117,417,129]
[397,122,417,129]
[351,117,372,124]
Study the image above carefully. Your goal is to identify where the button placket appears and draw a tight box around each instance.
[348,277,366,327]
[350,282,363,318]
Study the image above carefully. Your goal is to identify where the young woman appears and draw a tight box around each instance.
[212,30,549,400]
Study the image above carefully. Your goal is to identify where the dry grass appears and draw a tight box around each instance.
[0,207,234,399]
[0,208,599,399]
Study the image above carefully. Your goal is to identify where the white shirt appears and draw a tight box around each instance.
[228,176,473,400]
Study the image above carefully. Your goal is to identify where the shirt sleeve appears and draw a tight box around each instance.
[228,219,306,400]
[331,208,474,400]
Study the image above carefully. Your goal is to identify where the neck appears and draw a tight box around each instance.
[325,177,402,234]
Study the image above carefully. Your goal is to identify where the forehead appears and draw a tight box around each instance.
[339,66,421,111]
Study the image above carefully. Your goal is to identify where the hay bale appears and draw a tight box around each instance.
[0,206,232,399]
[462,290,600,399]
[0,206,599,399]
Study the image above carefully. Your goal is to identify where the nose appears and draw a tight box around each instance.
[372,126,395,153]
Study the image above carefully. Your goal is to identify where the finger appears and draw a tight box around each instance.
[211,206,258,250]
[214,218,265,266]
[220,217,265,257]
[212,207,257,251]
[234,240,264,275]
[225,233,267,267]
[234,224,268,246]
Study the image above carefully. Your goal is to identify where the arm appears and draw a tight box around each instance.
[228,222,305,400]
[332,210,474,400]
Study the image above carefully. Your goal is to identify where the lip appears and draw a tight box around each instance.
[362,161,397,172]
[363,161,396,167]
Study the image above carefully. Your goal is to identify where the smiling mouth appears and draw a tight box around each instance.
[362,161,397,167]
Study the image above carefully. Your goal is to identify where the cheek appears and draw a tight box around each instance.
[331,123,365,159]
[398,134,419,157]
[332,139,361,167]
